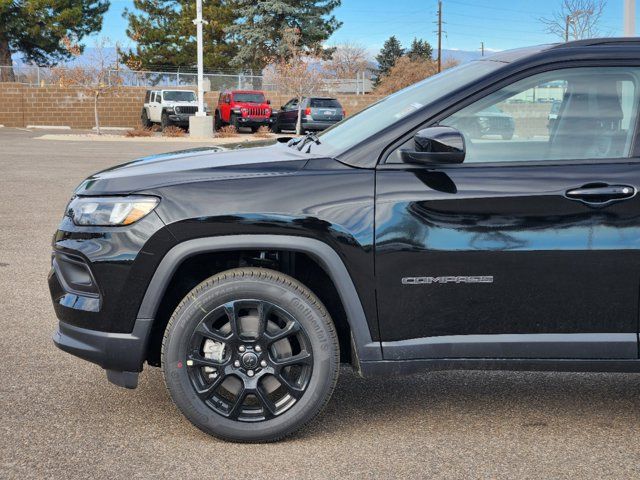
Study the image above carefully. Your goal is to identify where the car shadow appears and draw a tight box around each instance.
[68,364,640,443]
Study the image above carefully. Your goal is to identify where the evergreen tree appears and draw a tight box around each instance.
[0,0,109,79]
[408,38,433,61]
[123,0,237,70]
[226,0,342,72]
[374,36,404,84]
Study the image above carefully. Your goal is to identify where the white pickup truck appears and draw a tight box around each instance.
[141,89,209,130]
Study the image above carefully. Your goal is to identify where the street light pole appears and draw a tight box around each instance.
[189,0,214,137]
[624,0,636,36]
[194,0,205,117]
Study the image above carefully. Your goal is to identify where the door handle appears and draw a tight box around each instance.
[565,184,635,204]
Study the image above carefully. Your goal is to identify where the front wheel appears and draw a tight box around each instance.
[141,109,152,128]
[162,268,340,442]
[230,113,239,130]
[161,112,171,131]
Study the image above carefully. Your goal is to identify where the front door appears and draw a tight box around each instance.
[375,64,640,360]
[149,91,162,122]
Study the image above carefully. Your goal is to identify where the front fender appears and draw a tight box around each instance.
[136,235,382,361]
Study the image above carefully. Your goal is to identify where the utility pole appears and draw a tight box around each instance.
[624,0,636,36]
[189,0,213,137]
[437,0,443,73]
[565,14,570,42]
[480,41,485,56]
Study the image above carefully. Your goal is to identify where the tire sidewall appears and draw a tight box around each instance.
[161,112,170,130]
[163,272,338,442]
[141,109,150,127]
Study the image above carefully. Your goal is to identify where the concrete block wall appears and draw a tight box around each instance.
[0,83,382,129]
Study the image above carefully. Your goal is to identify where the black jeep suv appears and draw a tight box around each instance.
[50,39,640,442]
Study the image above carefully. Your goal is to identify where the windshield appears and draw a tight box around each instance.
[314,61,502,156]
[163,91,196,102]
[234,93,266,103]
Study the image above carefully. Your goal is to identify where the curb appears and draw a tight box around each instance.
[91,126,133,131]
[26,125,71,130]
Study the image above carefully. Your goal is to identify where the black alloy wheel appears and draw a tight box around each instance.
[162,268,340,442]
[186,299,313,421]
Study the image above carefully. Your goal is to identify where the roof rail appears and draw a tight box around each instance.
[551,37,640,49]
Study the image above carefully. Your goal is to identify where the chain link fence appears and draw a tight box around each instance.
[0,65,373,94]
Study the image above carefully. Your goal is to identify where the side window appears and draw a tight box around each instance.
[439,66,639,163]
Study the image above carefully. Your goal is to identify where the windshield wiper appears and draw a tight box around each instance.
[287,137,303,148]
[296,132,321,151]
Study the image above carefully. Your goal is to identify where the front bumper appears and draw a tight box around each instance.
[53,318,152,388]
[235,117,275,128]
[168,114,194,125]
[48,211,175,388]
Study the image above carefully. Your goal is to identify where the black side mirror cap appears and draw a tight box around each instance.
[400,150,465,164]
[401,126,466,165]
[266,99,271,105]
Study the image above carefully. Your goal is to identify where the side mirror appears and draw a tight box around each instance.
[400,126,465,165]
[280,105,286,111]
[266,99,271,105]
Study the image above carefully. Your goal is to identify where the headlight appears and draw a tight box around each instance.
[166,107,175,113]
[68,196,159,226]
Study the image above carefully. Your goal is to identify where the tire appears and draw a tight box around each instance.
[214,111,222,131]
[230,113,239,130]
[161,112,171,131]
[272,120,281,134]
[162,267,340,443]
[141,109,152,128]
[501,133,514,140]
[250,126,258,133]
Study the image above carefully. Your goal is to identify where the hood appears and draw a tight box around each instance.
[75,142,311,195]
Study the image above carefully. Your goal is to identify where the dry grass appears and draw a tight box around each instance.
[125,126,154,137]
[162,125,187,137]
[216,125,239,138]
[254,126,272,138]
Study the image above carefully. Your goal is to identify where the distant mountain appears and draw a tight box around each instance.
[440,49,487,64]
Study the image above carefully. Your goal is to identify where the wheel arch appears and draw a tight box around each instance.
[137,235,382,366]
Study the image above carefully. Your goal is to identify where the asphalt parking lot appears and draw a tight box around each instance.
[2,127,640,479]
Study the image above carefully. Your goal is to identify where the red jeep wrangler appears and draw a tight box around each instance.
[214,90,274,132]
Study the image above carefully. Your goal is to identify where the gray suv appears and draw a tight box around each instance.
[273,97,345,132]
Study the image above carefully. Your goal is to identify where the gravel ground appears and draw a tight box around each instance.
[2,127,640,479]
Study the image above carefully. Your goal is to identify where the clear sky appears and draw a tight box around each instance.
[99,0,636,55]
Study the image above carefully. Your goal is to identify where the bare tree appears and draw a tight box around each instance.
[327,42,370,79]
[540,0,607,41]
[375,56,458,95]
[52,37,122,135]
[268,28,323,135]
